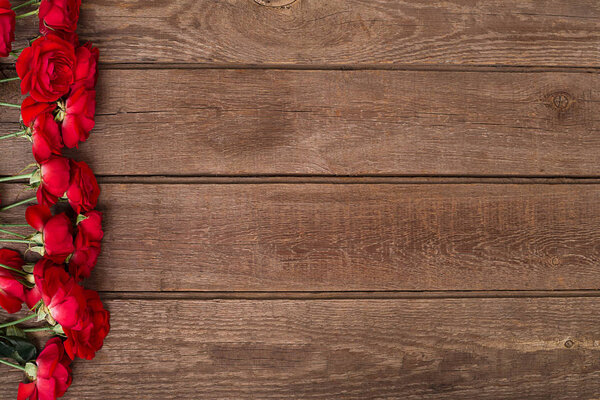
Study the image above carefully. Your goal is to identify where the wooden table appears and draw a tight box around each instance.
[1,0,600,398]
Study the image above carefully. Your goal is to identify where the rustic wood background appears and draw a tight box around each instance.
[1,0,600,398]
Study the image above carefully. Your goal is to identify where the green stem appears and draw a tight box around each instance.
[0,314,36,329]
[0,358,25,371]
[0,224,29,227]
[0,102,20,108]
[0,174,32,183]
[12,0,39,11]
[15,9,38,19]
[0,77,19,83]
[0,263,27,276]
[23,326,52,333]
[0,228,27,238]
[0,239,31,244]
[0,130,27,140]
[0,196,36,212]
[0,174,31,183]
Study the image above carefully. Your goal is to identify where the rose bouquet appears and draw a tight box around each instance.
[0,0,108,398]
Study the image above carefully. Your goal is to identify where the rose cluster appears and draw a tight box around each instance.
[0,1,108,399]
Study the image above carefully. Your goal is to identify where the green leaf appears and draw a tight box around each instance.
[0,336,38,365]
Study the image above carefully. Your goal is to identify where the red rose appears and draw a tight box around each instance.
[61,86,95,148]
[0,0,15,57]
[16,34,76,102]
[17,337,72,400]
[37,155,71,207]
[72,42,98,90]
[38,0,81,36]
[64,289,109,360]
[32,111,64,163]
[68,211,103,281]
[0,249,25,313]
[66,159,99,213]
[26,205,74,263]
[23,258,59,309]
[33,260,86,329]
[21,96,57,127]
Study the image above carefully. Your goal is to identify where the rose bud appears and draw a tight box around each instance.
[72,42,98,90]
[16,34,76,102]
[18,337,72,400]
[64,289,109,360]
[35,155,71,207]
[26,204,75,263]
[66,159,99,214]
[33,260,86,329]
[58,86,95,148]
[38,0,81,36]
[68,211,102,281]
[0,0,15,57]
[0,248,25,313]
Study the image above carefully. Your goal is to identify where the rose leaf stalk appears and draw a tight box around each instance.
[0,314,36,329]
[0,102,20,108]
[0,197,37,212]
[0,77,19,84]
[0,130,28,140]
[0,228,28,238]
[15,8,38,19]
[0,358,25,371]
[0,262,27,276]
[12,0,40,11]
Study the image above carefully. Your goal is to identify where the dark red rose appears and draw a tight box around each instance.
[0,0,15,57]
[17,337,72,400]
[66,159,99,213]
[33,260,86,329]
[0,249,25,313]
[61,86,95,148]
[16,34,76,102]
[64,289,109,360]
[72,42,98,90]
[32,111,64,163]
[26,204,74,263]
[21,96,57,127]
[37,155,71,207]
[68,211,102,281]
[38,0,81,36]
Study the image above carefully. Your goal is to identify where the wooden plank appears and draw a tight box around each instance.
[2,297,600,399]
[1,69,599,176]
[2,183,598,291]
[7,0,600,66]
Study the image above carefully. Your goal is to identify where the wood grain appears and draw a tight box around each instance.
[7,0,600,66]
[2,298,600,399]
[1,69,598,176]
[2,183,598,292]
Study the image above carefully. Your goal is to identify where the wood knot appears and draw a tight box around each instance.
[254,0,297,7]
[564,339,574,348]
[547,91,574,112]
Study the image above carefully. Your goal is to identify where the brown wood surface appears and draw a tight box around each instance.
[6,0,600,66]
[0,69,599,176]
[1,0,599,398]
[2,182,599,292]
[2,298,600,399]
